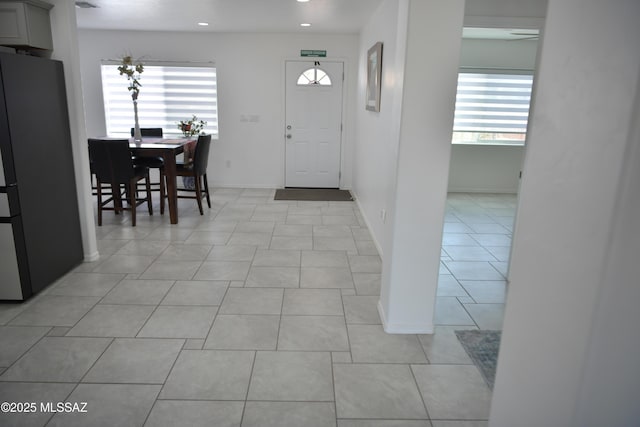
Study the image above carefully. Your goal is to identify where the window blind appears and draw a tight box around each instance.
[101,64,218,137]
[453,73,533,135]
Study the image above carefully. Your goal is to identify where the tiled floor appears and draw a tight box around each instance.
[0,189,515,426]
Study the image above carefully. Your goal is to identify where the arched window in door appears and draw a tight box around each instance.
[297,67,332,86]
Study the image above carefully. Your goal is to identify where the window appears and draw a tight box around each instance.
[101,63,218,137]
[452,72,533,145]
[297,67,332,86]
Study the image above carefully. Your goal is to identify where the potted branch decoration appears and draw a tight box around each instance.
[118,55,144,141]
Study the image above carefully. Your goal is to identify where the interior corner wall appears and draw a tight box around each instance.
[77,30,359,189]
[351,0,409,256]
[489,0,640,424]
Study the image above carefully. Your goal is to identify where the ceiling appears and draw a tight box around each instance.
[75,0,385,33]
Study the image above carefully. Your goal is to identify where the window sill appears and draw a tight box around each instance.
[452,142,525,147]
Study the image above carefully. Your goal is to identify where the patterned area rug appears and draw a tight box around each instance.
[455,329,502,389]
[274,188,353,201]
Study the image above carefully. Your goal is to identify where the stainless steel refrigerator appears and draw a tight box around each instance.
[0,52,83,301]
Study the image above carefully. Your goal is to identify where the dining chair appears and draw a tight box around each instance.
[160,134,212,215]
[88,138,153,226]
[131,127,165,200]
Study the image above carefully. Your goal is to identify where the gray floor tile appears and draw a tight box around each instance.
[300,267,354,289]
[252,249,301,267]
[219,288,283,315]
[348,325,427,364]
[140,260,203,280]
[430,421,487,427]
[246,267,300,288]
[160,350,254,400]
[286,215,323,225]
[469,234,511,247]
[235,221,276,233]
[204,314,280,350]
[301,250,350,267]
[92,255,157,274]
[83,338,183,384]
[352,273,381,296]
[348,255,382,273]
[247,351,333,401]
[185,231,232,245]
[137,306,217,338]
[338,421,431,427]
[313,237,357,253]
[412,364,492,420]
[0,382,76,427]
[270,236,314,250]
[8,296,100,327]
[194,261,251,281]
[100,279,174,305]
[227,232,272,247]
[67,304,155,337]
[0,337,110,382]
[47,273,124,297]
[161,280,228,306]
[47,383,160,427]
[463,303,505,330]
[115,240,170,256]
[273,224,313,237]
[442,246,497,262]
[243,402,336,427]
[459,281,507,303]
[278,316,349,351]
[334,364,428,419]
[355,240,379,255]
[0,326,50,367]
[436,275,469,297]
[157,243,212,261]
[283,289,344,315]
[418,326,475,365]
[434,297,476,326]
[145,400,244,427]
[442,262,503,281]
[442,233,479,246]
[313,225,353,237]
[207,245,257,261]
[343,296,381,324]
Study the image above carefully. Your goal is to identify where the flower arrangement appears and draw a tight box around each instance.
[117,55,144,101]
[178,115,207,137]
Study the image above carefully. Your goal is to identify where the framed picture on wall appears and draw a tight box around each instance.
[366,42,383,112]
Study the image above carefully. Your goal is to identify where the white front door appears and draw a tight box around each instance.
[285,60,343,188]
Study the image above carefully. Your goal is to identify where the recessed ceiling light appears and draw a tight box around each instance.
[198,22,209,26]
[297,0,310,3]
[300,23,311,27]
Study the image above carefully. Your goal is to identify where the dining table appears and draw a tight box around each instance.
[95,136,195,224]
[130,137,196,224]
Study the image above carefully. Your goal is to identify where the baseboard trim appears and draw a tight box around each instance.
[352,192,384,258]
[84,251,100,262]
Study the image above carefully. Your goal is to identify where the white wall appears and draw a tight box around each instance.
[448,38,537,194]
[352,0,408,255]
[78,30,359,189]
[490,0,640,424]
[448,145,523,193]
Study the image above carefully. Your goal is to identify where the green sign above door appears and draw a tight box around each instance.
[300,50,327,57]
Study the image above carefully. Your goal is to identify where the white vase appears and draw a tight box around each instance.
[133,99,142,142]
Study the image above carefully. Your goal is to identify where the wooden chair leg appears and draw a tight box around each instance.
[194,174,204,215]
[159,168,165,215]
[203,173,211,208]
[159,170,165,215]
[129,181,137,227]
[145,174,153,215]
[97,179,103,226]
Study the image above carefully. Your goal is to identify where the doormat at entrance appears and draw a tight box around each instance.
[455,329,502,390]
[274,188,353,201]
